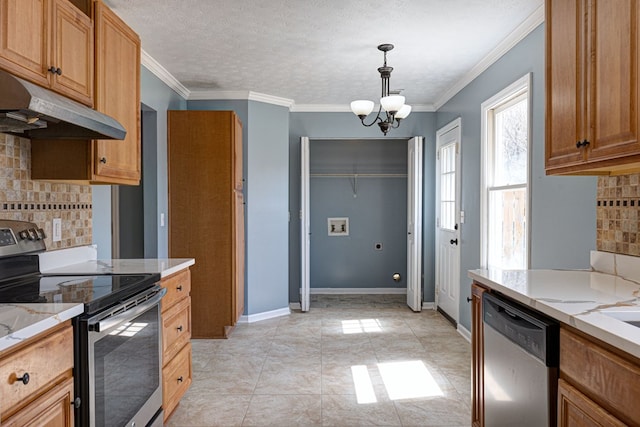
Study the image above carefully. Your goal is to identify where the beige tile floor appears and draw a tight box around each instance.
[166,295,471,427]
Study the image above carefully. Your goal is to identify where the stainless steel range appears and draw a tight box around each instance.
[0,220,164,427]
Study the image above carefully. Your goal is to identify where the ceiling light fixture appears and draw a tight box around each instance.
[350,44,411,135]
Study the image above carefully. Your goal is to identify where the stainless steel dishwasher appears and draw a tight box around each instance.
[483,292,559,427]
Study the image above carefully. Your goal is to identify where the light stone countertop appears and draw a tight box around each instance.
[468,268,640,359]
[40,258,195,278]
[0,303,84,353]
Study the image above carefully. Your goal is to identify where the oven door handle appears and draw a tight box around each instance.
[88,287,166,333]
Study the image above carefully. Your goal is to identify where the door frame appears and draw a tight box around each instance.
[434,118,462,323]
[299,136,423,312]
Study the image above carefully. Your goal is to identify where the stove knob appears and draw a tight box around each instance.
[18,230,29,240]
[36,228,46,239]
[27,228,38,240]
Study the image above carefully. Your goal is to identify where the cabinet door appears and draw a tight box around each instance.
[545,0,586,171]
[471,283,486,427]
[93,1,140,184]
[233,189,245,322]
[3,377,74,427]
[558,379,626,427]
[50,0,93,105]
[586,0,640,163]
[0,0,50,87]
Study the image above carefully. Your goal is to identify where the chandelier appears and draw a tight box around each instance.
[350,44,411,135]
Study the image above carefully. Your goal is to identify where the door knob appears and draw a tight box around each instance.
[450,238,458,245]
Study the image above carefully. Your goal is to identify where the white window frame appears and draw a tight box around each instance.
[480,73,532,269]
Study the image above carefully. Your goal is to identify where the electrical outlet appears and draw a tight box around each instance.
[52,218,62,242]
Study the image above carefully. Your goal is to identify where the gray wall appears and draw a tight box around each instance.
[289,112,437,302]
[436,23,597,330]
[93,66,186,259]
[186,99,290,316]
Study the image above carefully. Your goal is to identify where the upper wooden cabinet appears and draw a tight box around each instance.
[92,0,141,184]
[546,0,640,175]
[0,0,93,106]
[30,0,141,185]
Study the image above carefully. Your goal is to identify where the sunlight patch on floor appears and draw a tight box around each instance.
[351,365,378,404]
[341,319,382,334]
[378,360,444,400]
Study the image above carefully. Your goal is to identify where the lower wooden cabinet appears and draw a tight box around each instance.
[3,377,75,427]
[558,379,625,427]
[560,327,640,427]
[160,268,193,422]
[0,322,74,424]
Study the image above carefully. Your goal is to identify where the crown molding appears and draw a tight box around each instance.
[291,104,435,113]
[141,49,190,99]
[188,90,294,108]
[432,4,544,110]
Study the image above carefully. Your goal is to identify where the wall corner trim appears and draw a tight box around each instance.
[141,49,190,99]
[188,90,294,108]
[237,307,291,324]
[422,302,435,310]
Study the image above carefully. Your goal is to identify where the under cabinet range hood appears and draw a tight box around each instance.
[0,70,126,140]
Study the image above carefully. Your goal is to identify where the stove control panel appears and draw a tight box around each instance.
[0,220,47,257]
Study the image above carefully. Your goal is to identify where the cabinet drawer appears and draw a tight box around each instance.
[163,342,192,421]
[560,328,640,426]
[162,296,191,364]
[161,269,191,311]
[0,324,73,418]
[558,379,626,427]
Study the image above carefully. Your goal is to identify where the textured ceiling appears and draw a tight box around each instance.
[104,0,543,108]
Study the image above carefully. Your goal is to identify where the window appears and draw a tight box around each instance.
[481,74,530,269]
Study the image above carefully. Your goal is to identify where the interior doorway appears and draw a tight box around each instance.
[300,137,423,312]
[112,104,158,259]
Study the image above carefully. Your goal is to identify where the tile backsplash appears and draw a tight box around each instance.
[0,133,92,250]
[597,174,640,256]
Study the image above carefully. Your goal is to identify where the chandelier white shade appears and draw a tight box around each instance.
[349,44,411,135]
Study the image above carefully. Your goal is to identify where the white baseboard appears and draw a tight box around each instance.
[237,307,290,324]
[457,323,471,343]
[309,287,407,295]
[422,302,435,310]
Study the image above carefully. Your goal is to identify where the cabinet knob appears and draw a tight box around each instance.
[15,372,30,385]
[177,376,184,383]
[176,285,183,291]
[100,157,107,164]
[576,139,590,148]
[48,66,62,75]
[177,325,183,332]
[72,397,81,409]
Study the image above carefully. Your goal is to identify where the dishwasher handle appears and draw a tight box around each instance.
[483,292,559,367]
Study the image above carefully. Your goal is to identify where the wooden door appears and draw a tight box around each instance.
[50,0,93,105]
[0,0,50,87]
[545,0,586,171]
[471,283,486,427]
[586,0,640,163]
[558,379,626,427]
[93,0,140,184]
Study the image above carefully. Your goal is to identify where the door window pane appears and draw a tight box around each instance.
[440,143,456,230]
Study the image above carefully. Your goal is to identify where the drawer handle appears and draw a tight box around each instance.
[100,157,107,164]
[176,285,183,291]
[177,325,183,332]
[177,376,184,383]
[16,372,30,385]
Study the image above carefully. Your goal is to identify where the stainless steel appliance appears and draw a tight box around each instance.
[0,220,164,426]
[483,292,559,427]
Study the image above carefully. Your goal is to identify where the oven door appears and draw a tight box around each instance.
[87,286,166,427]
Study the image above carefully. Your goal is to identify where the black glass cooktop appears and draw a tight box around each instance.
[0,273,160,315]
